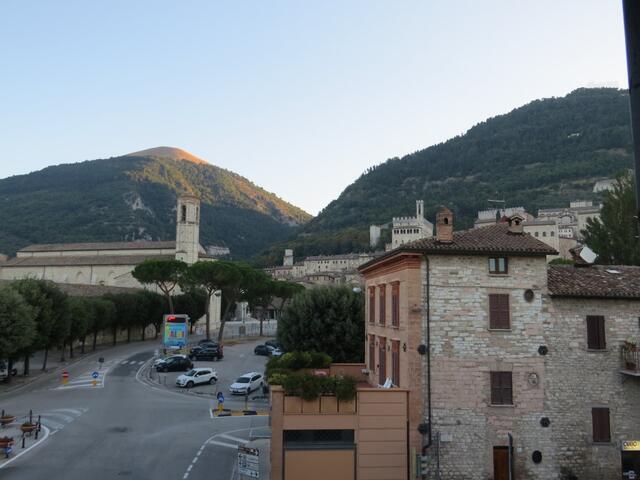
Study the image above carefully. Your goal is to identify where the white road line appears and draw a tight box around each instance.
[42,412,74,423]
[0,425,50,469]
[207,440,239,449]
[121,361,128,365]
[209,408,213,419]
[41,419,65,430]
[50,408,84,415]
[217,433,248,444]
[187,465,192,472]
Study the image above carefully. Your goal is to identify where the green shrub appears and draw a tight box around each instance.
[280,373,357,401]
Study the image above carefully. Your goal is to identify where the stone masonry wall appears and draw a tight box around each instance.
[423,254,553,480]
[544,297,640,480]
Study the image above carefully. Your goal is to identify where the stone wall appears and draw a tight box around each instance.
[544,297,640,479]
[423,254,552,479]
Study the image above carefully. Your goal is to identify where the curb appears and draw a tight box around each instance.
[0,425,50,469]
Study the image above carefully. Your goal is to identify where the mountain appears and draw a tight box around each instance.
[0,147,311,258]
[257,88,634,265]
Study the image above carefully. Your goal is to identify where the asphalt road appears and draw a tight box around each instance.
[0,338,270,480]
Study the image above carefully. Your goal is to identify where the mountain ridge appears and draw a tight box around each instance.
[0,148,311,258]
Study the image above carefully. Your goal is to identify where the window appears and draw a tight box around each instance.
[542,231,547,237]
[378,337,386,385]
[488,257,508,274]
[534,231,539,237]
[391,340,400,386]
[490,371,513,405]
[368,287,375,323]
[592,408,611,442]
[489,294,510,329]
[368,335,375,371]
[391,282,400,327]
[550,231,555,237]
[586,315,606,350]
[379,285,386,325]
[181,205,187,222]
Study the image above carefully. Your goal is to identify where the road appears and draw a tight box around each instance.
[0,338,270,479]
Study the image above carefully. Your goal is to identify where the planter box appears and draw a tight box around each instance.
[302,398,320,414]
[284,396,302,414]
[339,398,356,414]
[321,396,338,414]
[0,416,15,426]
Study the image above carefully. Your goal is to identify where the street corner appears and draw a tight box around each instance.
[0,418,50,470]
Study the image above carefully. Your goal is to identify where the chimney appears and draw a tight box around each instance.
[507,214,524,234]
[436,206,454,243]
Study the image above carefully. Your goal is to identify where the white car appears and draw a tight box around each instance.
[270,347,283,357]
[229,372,264,395]
[154,354,187,368]
[176,368,217,388]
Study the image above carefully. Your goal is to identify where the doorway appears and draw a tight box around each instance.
[493,446,510,480]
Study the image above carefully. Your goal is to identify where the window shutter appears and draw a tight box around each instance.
[368,287,375,324]
[587,316,606,349]
[491,372,501,404]
[592,407,611,442]
[491,372,513,405]
[489,294,510,329]
[379,285,386,325]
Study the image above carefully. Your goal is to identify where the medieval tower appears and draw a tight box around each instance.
[175,194,201,265]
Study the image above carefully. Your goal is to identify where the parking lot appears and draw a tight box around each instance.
[147,338,272,409]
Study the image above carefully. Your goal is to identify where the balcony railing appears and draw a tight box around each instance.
[621,344,640,376]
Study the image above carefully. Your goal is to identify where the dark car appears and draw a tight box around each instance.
[254,344,270,356]
[190,344,223,361]
[156,356,193,372]
[265,340,281,350]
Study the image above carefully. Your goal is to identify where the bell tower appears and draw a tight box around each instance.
[175,194,200,265]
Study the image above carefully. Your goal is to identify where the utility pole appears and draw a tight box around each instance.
[622,0,640,217]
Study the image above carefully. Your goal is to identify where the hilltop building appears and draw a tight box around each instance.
[369,200,434,250]
[0,194,222,330]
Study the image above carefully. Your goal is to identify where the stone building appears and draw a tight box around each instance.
[390,200,434,250]
[0,194,221,328]
[358,207,640,479]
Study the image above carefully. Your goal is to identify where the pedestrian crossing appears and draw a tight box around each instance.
[53,358,122,390]
[119,360,146,366]
[207,433,250,450]
[39,407,88,435]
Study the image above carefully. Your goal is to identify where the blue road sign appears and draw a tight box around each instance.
[91,371,99,379]
[217,392,225,403]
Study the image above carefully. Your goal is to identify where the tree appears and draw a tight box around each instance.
[173,289,207,334]
[10,279,69,371]
[183,261,242,340]
[277,285,364,363]
[0,286,37,381]
[139,290,166,340]
[132,259,187,313]
[88,298,116,351]
[583,172,640,265]
[67,296,91,357]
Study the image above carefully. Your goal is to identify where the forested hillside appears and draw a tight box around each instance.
[0,148,310,258]
[257,88,633,265]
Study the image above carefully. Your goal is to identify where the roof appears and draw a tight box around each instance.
[359,224,557,272]
[0,254,175,268]
[19,240,176,253]
[305,252,382,261]
[548,265,640,300]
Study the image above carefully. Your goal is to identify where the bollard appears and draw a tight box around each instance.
[21,434,25,449]
[29,410,32,424]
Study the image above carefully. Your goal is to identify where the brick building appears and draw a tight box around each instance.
[359,207,640,480]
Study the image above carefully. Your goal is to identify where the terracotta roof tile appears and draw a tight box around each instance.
[548,265,640,299]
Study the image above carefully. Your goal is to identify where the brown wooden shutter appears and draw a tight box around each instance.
[592,407,611,442]
[587,316,606,349]
[368,287,375,324]
[391,340,400,386]
[379,285,386,325]
[489,294,510,329]
[391,282,400,327]
[368,335,375,371]
[490,372,513,405]
[378,337,386,385]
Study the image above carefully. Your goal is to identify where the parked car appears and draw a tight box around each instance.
[269,347,283,357]
[153,354,187,368]
[156,356,193,372]
[265,340,281,350]
[0,360,17,380]
[198,339,219,345]
[229,372,264,395]
[190,345,223,361]
[176,368,217,388]
[254,344,270,356]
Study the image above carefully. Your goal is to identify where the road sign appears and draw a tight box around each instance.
[217,392,225,404]
[237,446,259,478]
[91,371,99,379]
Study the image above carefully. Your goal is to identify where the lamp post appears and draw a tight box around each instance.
[623,0,640,217]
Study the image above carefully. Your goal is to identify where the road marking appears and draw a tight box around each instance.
[0,425,50,469]
[218,433,248,444]
[207,439,239,449]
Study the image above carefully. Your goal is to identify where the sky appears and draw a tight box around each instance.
[0,1,630,215]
